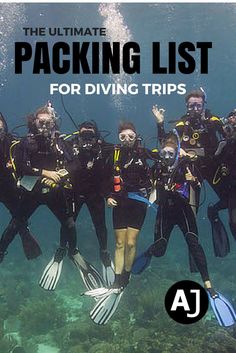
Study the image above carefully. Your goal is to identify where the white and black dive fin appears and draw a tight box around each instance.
[90,289,124,325]
[70,249,105,290]
[39,247,66,291]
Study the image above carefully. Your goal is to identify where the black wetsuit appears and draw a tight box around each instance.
[0,134,18,213]
[149,158,210,282]
[0,132,41,260]
[210,137,236,239]
[3,133,77,253]
[158,109,225,204]
[109,145,155,230]
[69,139,113,255]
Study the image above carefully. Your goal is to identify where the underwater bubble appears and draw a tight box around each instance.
[99,3,132,44]
[99,3,134,112]
[0,3,26,88]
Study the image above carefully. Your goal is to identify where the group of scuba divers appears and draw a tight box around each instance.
[0,88,236,327]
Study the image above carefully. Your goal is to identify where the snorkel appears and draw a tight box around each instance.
[47,100,57,120]
[199,87,207,104]
[172,128,181,171]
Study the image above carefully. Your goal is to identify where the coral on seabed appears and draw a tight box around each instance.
[18,296,67,336]
[1,237,236,353]
[52,319,113,353]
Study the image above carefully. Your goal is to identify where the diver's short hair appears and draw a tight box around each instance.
[78,120,101,140]
[162,134,178,150]
[34,106,54,119]
[27,105,57,132]
[79,120,98,132]
[185,90,206,103]
[118,121,136,134]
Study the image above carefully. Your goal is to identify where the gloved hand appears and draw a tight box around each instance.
[41,177,58,188]
[152,105,165,124]
[107,197,118,207]
[185,167,196,181]
[41,170,61,183]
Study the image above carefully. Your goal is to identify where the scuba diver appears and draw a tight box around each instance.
[207,109,236,250]
[0,113,41,263]
[152,89,229,258]
[153,89,225,209]
[2,103,103,291]
[67,120,114,286]
[84,121,157,325]
[132,130,236,328]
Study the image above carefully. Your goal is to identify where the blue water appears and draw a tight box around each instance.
[0,3,236,353]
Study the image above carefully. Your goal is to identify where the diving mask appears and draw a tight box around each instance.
[187,102,204,112]
[79,129,97,150]
[160,146,177,167]
[119,129,136,147]
[35,116,55,137]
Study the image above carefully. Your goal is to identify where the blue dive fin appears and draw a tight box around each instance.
[131,251,152,275]
[208,291,236,327]
[128,192,158,212]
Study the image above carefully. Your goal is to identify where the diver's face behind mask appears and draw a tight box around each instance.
[225,115,236,139]
[119,129,136,147]
[79,128,97,150]
[228,115,236,127]
[160,146,177,167]
[186,96,205,120]
[0,120,6,141]
[35,113,55,137]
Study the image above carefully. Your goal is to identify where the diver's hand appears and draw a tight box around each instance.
[180,149,195,160]
[107,198,117,207]
[215,140,227,156]
[152,105,165,124]
[185,167,196,182]
[42,170,61,183]
[41,178,58,188]
[179,148,187,157]
[180,149,198,160]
